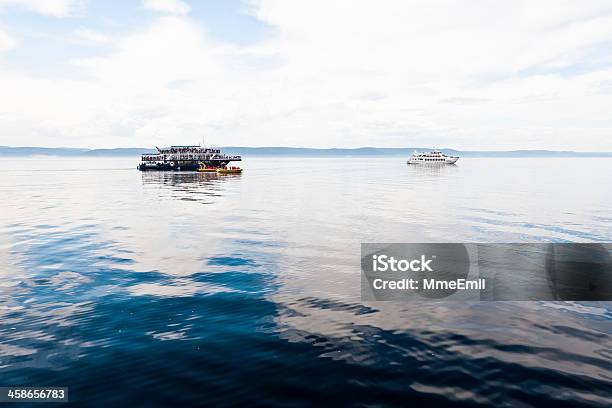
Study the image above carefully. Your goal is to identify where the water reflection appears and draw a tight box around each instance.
[140,171,221,185]
[0,157,611,407]
[141,171,241,204]
[405,163,459,177]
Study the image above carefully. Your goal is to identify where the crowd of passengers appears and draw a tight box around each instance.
[157,147,221,154]
[141,156,163,161]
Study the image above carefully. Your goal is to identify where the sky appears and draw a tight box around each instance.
[0,0,612,150]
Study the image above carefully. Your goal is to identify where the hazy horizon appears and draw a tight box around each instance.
[2,145,612,158]
[4,144,612,152]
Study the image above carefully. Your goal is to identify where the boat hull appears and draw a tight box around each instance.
[138,160,237,171]
[407,157,459,165]
[217,169,242,174]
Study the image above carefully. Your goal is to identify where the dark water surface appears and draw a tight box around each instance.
[1,157,611,407]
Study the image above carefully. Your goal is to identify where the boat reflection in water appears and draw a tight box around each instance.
[405,159,460,185]
[140,171,242,204]
[406,161,459,174]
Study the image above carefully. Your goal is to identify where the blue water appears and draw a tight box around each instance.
[0,157,611,406]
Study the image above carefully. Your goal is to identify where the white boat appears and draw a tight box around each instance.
[407,150,459,165]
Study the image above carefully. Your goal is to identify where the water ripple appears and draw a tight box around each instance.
[0,157,611,406]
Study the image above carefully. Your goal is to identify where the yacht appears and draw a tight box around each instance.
[407,150,459,165]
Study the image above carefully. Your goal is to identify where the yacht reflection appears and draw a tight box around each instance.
[405,163,458,176]
[140,171,241,203]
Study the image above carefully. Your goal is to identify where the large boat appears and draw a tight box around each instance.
[407,150,459,165]
[138,145,241,171]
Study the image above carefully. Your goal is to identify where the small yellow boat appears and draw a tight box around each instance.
[216,167,242,174]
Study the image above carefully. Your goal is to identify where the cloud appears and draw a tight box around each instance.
[0,26,15,52]
[1,1,612,150]
[142,0,190,16]
[440,97,490,105]
[76,17,219,87]
[0,0,82,17]
[74,27,111,44]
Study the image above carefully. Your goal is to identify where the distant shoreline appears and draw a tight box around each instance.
[1,146,611,158]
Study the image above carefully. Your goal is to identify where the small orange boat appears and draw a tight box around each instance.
[216,166,242,174]
[198,166,218,172]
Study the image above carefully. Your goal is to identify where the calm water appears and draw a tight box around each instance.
[1,156,611,407]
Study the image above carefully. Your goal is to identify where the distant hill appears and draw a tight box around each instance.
[220,147,612,157]
[1,146,611,157]
[0,146,156,156]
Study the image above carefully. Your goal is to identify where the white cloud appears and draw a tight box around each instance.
[0,26,15,52]
[1,1,612,150]
[142,0,190,16]
[0,0,82,17]
[74,27,111,44]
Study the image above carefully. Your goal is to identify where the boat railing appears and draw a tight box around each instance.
[157,153,242,161]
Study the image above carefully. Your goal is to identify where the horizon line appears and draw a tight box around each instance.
[2,145,612,153]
